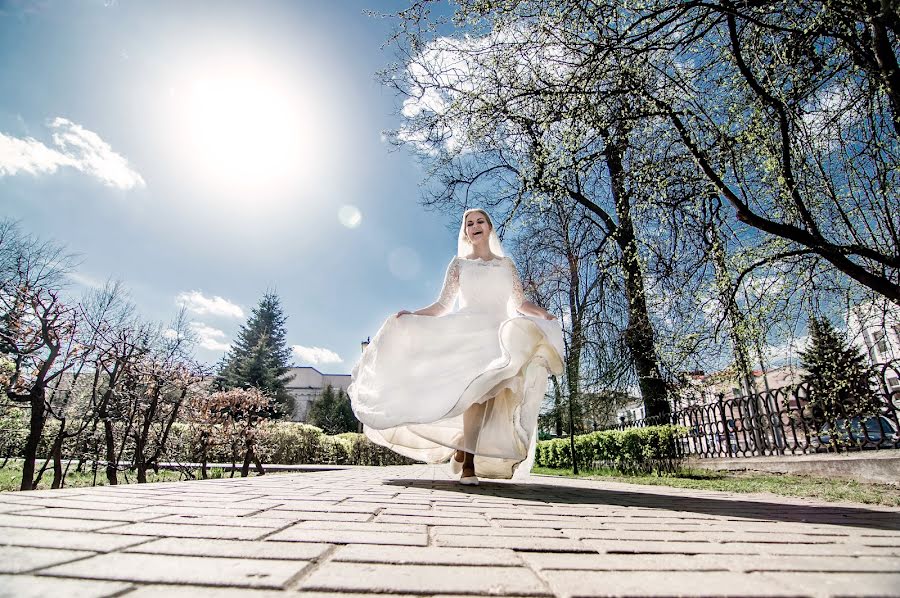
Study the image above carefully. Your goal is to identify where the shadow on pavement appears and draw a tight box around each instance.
[384,478,900,531]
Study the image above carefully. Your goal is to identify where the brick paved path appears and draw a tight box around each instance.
[1,465,898,597]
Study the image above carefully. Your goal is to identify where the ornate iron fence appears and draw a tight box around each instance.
[606,362,900,458]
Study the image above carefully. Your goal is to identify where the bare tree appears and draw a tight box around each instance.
[0,221,86,490]
[383,8,684,417]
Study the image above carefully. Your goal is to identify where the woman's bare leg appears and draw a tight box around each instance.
[461,402,486,477]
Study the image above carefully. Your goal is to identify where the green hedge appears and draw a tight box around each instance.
[2,418,414,468]
[181,422,415,467]
[535,425,685,474]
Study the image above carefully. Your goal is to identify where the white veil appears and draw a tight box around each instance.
[457,208,506,258]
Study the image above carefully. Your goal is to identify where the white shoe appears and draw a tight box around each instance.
[459,475,479,486]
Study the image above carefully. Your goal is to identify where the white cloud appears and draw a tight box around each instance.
[176,291,244,319]
[398,24,577,156]
[189,322,231,352]
[765,335,810,366]
[0,117,144,189]
[65,271,105,290]
[292,345,342,366]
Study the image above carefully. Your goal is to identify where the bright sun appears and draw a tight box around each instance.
[174,60,325,196]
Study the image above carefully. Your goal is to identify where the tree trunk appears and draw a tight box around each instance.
[551,376,563,436]
[605,132,670,419]
[136,384,161,484]
[50,421,66,489]
[199,432,209,480]
[146,387,187,474]
[566,249,584,434]
[103,418,118,485]
[135,431,147,484]
[240,433,253,477]
[20,393,46,491]
[707,222,767,452]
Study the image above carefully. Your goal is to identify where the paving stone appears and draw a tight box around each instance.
[565,529,844,544]
[0,513,120,532]
[128,504,263,516]
[543,570,805,596]
[40,552,310,589]
[287,520,426,533]
[0,505,42,514]
[13,507,158,523]
[581,538,900,556]
[374,514,491,526]
[299,562,550,595]
[861,536,900,546]
[0,574,132,598]
[434,533,591,551]
[267,528,428,546]
[334,544,524,565]
[264,509,370,522]
[16,498,141,511]
[273,502,375,513]
[32,495,157,508]
[150,514,286,528]
[165,493,263,503]
[381,507,487,518]
[760,572,900,596]
[98,521,269,540]
[438,525,568,537]
[491,517,611,529]
[0,526,153,552]
[744,555,900,573]
[0,546,94,573]
[124,537,331,560]
[123,586,292,597]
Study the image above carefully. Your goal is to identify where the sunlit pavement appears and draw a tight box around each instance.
[0,464,898,597]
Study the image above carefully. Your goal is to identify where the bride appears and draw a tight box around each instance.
[349,209,564,484]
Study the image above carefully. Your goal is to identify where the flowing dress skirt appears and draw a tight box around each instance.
[349,310,564,479]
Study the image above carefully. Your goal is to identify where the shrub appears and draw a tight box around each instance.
[534,425,685,474]
[258,422,325,464]
[245,422,414,466]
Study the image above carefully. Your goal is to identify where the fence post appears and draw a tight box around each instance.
[718,393,733,458]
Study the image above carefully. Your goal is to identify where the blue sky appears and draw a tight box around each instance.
[0,0,459,372]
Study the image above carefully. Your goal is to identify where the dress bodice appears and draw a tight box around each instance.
[436,256,526,317]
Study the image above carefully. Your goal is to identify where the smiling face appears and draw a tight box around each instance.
[464,210,492,246]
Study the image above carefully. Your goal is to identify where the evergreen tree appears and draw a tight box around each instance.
[307,384,359,435]
[215,291,294,417]
[799,317,880,449]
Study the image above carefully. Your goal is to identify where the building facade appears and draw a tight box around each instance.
[847,300,900,397]
[284,366,351,422]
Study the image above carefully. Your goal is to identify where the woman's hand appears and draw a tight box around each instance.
[396,310,412,318]
[543,311,557,321]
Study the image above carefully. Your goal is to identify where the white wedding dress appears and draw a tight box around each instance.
[349,255,565,479]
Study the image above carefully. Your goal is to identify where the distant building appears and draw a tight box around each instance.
[284,366,351,422]
[847,300,900,396]
[676,365,806,407]
[615,400,644,424]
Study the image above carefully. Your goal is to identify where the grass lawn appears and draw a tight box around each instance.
[531,466,900,507]
[0,461,254,492]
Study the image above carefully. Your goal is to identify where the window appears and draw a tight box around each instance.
[873,330,888,353]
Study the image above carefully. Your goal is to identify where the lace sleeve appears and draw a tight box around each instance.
[506,257,526,309]
[436,257,460,310]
